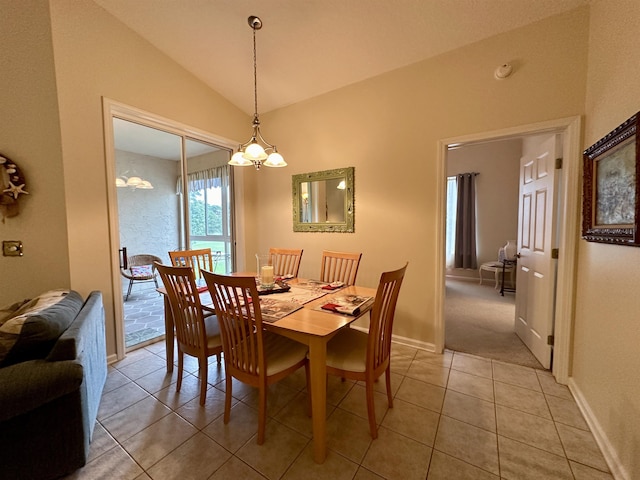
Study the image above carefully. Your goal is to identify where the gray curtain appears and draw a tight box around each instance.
[454,172,478,269]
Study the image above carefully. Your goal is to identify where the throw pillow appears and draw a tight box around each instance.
[130,264,153,277]
[0,289,84,367]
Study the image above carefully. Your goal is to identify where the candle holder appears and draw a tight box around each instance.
[256,254,275,288]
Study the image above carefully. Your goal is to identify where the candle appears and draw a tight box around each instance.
[260,265,274,286]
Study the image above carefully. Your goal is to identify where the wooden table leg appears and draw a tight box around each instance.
[308,336,327,463]
[162,295,174,372]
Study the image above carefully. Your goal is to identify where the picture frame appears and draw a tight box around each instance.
[582,112,640,246]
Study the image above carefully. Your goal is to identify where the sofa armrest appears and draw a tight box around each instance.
[48,291,105,362]
[0,359,83,422]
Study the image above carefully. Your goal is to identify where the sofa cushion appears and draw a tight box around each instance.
[0,289,84,367]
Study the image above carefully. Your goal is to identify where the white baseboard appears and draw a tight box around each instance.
[350,325,436,352]
[568,378,630,480]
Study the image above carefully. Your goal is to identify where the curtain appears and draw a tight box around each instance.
[176,165,229,193]
[454,172,478,269]
[445,176,458,268]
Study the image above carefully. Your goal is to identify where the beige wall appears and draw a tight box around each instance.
[0,1,70,303]
[46,0,250,356]
[573,1,640,478]
[446,139,521,281]
[254,8,589,343]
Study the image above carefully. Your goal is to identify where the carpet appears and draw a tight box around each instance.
[445,278,544,370]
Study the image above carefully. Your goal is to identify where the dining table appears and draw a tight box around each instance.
[158,276,377,464]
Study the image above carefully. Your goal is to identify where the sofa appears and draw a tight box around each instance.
[0,290,107,480]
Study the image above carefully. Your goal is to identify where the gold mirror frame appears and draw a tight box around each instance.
[292,167,354,232]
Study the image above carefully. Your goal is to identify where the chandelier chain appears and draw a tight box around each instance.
[253,25,258,118]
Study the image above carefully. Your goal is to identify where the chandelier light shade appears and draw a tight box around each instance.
[115,168,154,190]
[229,15,286,170]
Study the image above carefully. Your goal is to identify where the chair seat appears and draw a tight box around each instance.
[204,315,223,351]
[259,332,308,376]
[479,261,515,289]
[127,273,155,280]
[326,328,368,373]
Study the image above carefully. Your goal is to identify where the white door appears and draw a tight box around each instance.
[515,135,559,369]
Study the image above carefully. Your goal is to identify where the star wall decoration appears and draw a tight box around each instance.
[3,180,29,199]
[1,153,29,220]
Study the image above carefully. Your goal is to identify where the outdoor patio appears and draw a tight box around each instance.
[122,283,165,349]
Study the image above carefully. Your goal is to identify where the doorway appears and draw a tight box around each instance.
[103,99,237,359]
[444,134,556,369]
[435,116,581,384]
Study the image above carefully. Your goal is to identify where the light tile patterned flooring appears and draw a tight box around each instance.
[63,342,613,480]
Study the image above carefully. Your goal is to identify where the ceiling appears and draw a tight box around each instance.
[94,0,590,116]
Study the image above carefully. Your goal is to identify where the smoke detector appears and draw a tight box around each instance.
[494,63,513,80]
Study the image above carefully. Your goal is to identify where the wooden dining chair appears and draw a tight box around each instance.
[168,247,219,318]
[168,248,217,282]
[202,270,309,444]
[324,262,408,439]
[320,250,362,285]
[268,247,303,277]
[155,263,223,405]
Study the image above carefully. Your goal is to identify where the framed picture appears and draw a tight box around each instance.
[582,112,640,246]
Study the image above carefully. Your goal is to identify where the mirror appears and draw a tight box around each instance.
[292,167,354,232]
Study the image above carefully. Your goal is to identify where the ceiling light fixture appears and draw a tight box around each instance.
[115,168,154,190]
[229,16,286,170]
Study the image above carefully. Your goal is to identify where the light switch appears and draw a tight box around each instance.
[3,241,23,257]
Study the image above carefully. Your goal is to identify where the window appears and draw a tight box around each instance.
[445,176,458,268]
[186,164,233,273]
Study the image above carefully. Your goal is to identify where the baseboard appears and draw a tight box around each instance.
[107,353,119,365]
[350,325,436,352]
[568,378,630,480]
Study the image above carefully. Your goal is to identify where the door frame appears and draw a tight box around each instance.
[434,116,581,384]
[102,98,238,361]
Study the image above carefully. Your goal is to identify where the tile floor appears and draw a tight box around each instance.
[63,342,613,480]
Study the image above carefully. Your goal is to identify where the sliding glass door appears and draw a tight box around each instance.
[108,111,234,353]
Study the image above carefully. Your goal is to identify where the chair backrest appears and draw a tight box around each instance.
[168,248,214,281]
[124,254,163,269]
[367,262,408,376]
[320,250,362,285]
[202,271,267,382]
[155,262,208,353]
[268,248,303,277]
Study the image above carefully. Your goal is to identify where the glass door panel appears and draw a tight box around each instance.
[185,138,233,274]
[114,118,182,349]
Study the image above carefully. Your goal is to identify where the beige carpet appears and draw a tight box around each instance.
[445,278,545,370]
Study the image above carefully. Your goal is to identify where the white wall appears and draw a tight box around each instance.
[116,151,180,263]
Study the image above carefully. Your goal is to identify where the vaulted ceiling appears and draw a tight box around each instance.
[93,0,590,115]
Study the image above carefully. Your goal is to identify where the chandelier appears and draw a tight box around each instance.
[115,167,153,190]
[229,16,286,170]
